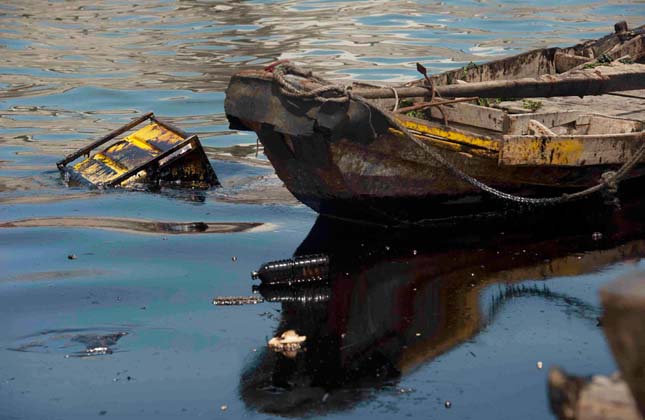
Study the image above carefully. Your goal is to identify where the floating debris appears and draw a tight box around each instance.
[220,405,228,411]
[85,347,111,356]
[70,332,127,358]
[257,284,331,304]
[252,254,329,285]
[10,328,129,358]
[213,296,264,306]
[57,112,219,190]
[592,232,603,241]
[67,254,77,260]
[538,361,544,369]
[268,330,306,358]
[445,400,452,409]
[231,256,238,262]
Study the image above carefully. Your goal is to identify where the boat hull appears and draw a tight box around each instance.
[225,63,645,225]
[255,123,643,224]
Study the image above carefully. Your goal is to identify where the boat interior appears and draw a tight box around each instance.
[386,22,645,147]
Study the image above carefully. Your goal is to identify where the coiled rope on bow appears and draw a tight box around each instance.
[270,63,645,206]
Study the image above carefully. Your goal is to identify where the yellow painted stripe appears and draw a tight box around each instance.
[399,119,500,151]
[105,142,127,153]
[133,123,163,140]
[389,128,497,158]
[91,153,128,175]
[130,123,184,146]
[124,134,160,153]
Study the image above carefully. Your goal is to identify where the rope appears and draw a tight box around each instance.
[270,63,645,206]
[391,87,399,112]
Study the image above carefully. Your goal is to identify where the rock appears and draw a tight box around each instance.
[549,367,640,420]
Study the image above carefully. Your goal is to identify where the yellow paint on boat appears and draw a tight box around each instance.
[393,118,602,166]
[501,136,590,166]
[522,138,583,165]
[389,128,496,158]
[399,119,500,152]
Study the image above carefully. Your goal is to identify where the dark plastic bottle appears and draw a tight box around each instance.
[251,254,330,285]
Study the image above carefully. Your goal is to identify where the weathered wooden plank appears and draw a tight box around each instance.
[500,131,645,166]
[528,120,557,136]
[607,35,645,62]
[555,52,592,73]
[354,63,645,100]
[585,115,643,135]
[562,35,645,74]
[426,102,507,132]
[504,111,581,135]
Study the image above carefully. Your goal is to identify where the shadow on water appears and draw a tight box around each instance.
[240,199,645,417]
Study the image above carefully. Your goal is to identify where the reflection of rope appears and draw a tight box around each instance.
[487,284,601,323]
[271,63,645,206]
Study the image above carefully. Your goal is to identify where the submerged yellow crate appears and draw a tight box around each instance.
[57,112,219,189]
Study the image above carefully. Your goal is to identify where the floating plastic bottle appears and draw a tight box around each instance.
[251,254,330,285]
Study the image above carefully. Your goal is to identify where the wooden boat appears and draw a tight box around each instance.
[225,22,645,224]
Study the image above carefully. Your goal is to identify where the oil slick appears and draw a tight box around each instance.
[9,329,129,359]
[0,217,268,235]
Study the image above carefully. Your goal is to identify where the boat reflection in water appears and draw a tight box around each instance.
[240,202,645,416]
